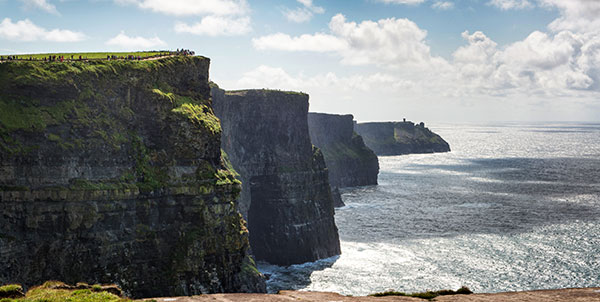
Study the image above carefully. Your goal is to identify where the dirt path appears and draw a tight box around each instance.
[147,288,600,302]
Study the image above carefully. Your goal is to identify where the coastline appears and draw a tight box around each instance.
[147,288,600,301]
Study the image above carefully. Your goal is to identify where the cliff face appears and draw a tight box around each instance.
[307,113,379,192]
[354,122,450,156]
[0,57,265,298]
[212,88,341,266]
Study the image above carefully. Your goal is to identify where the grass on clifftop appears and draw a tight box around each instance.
[0,51,167,60]
[369,286,473,300]
[0,282,126,302]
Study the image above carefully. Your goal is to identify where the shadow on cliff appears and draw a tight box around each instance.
[256,256,339,293]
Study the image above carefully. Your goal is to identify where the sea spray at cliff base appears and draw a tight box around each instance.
[260,122,600,295]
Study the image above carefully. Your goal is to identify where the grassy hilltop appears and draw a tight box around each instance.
[0,51,169,60]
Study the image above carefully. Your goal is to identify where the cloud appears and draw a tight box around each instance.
[19,0,58,14]
[487,0,533,10]
[236,65,415,94]
[374,0,426,4]
[0,18,85,42]
[114,0,248,16]
[283,0,325,23]
[106,31,166,49]
[431,1,454,10]
[539,0,600,32]
[174,16,251,36]
[451,29,600,96]
[252,32,346,52]
[254,14,449,71]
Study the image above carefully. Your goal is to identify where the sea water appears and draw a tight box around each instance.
[258,122,600,295]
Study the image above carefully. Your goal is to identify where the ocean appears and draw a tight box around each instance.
[258,122,600,295]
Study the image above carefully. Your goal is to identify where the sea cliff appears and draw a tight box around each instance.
[354,121,450,156]
[0,56,265,298]
[212,88,341,266]
[307,113,379,204]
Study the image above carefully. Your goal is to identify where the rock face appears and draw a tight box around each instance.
[212,88,341,266]
[0,57,265,298]
[354,121,450,156]
[307,113,379,192]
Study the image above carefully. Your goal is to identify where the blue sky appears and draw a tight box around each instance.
[1,0,599,122]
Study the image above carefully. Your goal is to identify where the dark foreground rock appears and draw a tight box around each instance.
[0,56,265,298]
[355,121,450,156]
[212,88,341,266]
[307,113,379,191]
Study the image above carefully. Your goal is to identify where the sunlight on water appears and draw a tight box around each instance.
[259,122,600,295]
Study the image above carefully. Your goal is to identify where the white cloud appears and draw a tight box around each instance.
[114,0,248,16]
[19,0,58,14]
[431,1,454,10]
[284,8,314,23]
[0,18,85,42]
[374,0,426,4]
[236,65,415,94]
[174,16,251,36]
[106,31,166,49]
[539,0,600,32]
[283,0,325,23]
[252,32,346,52]
[451,29,600,96]
[488,0,533,10]
[254,14,449,71]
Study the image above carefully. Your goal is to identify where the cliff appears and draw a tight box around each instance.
[0,56,265,298]
[354,122,450,156]
[212,88,341,266]
[307,113,379,192]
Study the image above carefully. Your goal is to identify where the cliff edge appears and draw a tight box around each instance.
[307,113,379,205]
[354,121,450,156]
[0,56,265,298]
[212,88,341,266]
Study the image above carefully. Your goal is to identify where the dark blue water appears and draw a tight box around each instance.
[259,122,600,295]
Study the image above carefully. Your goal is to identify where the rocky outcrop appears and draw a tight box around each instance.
[307,113,379,193]
[0,56,265,298]
[212,88,341,266]
[354,121,450,156]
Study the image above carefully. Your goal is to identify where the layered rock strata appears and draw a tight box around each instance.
[354,121,450,156]
[307,113,379,194]
[0,56,265,298]
[212,88,341,266]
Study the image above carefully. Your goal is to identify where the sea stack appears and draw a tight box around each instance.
[212,87,341,266]
[355,121,450,155]
[0,56,265,297]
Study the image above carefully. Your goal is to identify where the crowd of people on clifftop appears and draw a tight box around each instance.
[0,49,195,63]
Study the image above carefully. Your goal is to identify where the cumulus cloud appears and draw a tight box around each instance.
[19,0,58,14]
[0,18,85,42]
[539,0,600,32]
[114,0,249,16]
[283,0,325,23]
[106,31,166,49]
[253,14,449,71]
[431,1,454,10]
[253,1,600,100]
[451,29,600,96]
[487,0,534,10]
[175,16,251,36]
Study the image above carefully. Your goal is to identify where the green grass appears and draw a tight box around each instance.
[0,51,170,60]
[369,286,473,300]
[0,282,127,302]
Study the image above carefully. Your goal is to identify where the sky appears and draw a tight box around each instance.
[1,0,600,123]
